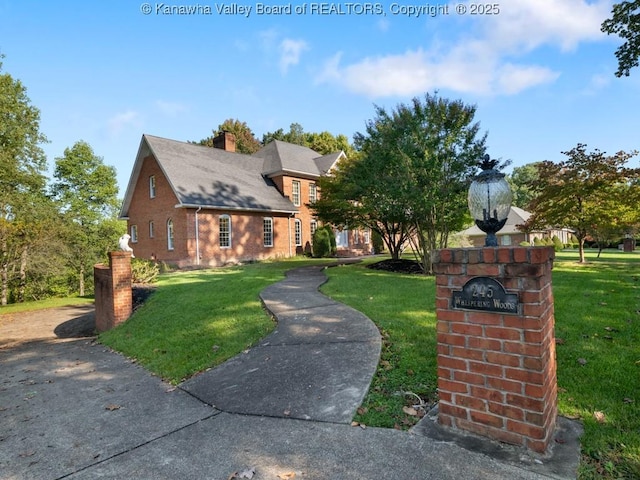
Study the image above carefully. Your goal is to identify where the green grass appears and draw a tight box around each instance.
[98,258,324,383]
[0,295,94,315]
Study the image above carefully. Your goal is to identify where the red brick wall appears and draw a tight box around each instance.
[434,246,557,453]
[126,155,189,264]
[94,252,132,332]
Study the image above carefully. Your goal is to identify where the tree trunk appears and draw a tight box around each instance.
[79,264,85,297]
[18,244,27,303]
[578,237,586,263]
[1,236,7,306]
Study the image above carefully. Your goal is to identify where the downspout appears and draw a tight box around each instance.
[195,207,202,266]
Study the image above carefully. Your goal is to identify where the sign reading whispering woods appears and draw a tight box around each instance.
[452,277,519,314]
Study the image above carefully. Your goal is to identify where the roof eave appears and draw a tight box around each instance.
[176,203,297,215]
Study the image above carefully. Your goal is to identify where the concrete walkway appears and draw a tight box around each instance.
[0,264,579,479]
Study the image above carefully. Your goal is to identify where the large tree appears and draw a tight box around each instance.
[602,1,640,77]
[0,54,49,304]
[506,162,540,210]
[51,140,121,296]
[314,93,486,273]
[522,144,639,263]
[197,118,262,154]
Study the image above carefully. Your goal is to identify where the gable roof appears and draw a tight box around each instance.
[459,206,532,236]
[120,135,298,218]
[253,140,344,178]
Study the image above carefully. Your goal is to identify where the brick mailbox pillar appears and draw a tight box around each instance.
[434,246,557,454]
[94,251,132,333]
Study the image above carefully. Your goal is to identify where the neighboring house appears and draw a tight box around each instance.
[119,132,371,267]
[459,206,573,247]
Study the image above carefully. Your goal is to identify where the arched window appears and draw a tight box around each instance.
[219,214,231,248]
[167,219,174,250]
[294,219,302,246]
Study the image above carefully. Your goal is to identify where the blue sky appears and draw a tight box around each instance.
[1,0,638,195]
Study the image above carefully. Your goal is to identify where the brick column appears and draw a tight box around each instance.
[434,246,557,454]
[94,251,132,332]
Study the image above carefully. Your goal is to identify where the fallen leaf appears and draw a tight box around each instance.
[351,421,360,427]
[577,358,587,366]
[105,404,121,411]
[212,345,220,351]
[403,406,418,416]
[593,411,606,423]
[623,398,634,404]
[356,407,367,415]
[278,472,296,480]
[19,451,36,457]
[406,369,415,376]
[283,409,291,416]
[555,338,566,345]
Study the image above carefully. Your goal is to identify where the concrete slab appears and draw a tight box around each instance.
[260,303,381,345]
[180,340,380,423]
[66,412,553,480]
[0,338,215,480]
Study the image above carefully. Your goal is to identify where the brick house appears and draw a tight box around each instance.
[119,133,371,267]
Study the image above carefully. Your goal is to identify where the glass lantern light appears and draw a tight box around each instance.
[468,154,512,247]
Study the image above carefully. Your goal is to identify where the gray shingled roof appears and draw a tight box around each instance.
[253,140,343,177]
[120,135,298,217]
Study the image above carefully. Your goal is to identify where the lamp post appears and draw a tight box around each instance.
[468,154,512,247]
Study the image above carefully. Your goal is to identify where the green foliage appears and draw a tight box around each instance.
[552,235,564,251]
[601,1,640,77]
[519,241,531,246]
[51,140,122,296]
[0,54,50,305]
[131,258,159,284]
[262,122,356,157]
[312,225,335,258]
[197,118,262,154]
[533,237,544,246]
[506,162,540,209]
[523,144,640,263]
[372,230,385,254]
[314,93,486,271]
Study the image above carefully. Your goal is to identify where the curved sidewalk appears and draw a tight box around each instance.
[180,264,382,423]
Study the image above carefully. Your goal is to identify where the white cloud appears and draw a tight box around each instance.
[154,100,187,116]
[317,0,610,97]
[107,110,141,137]
[279,38,309,74]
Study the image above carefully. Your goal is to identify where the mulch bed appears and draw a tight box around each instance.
[366,259,424,274]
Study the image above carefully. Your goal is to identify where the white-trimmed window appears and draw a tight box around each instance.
[294,219,302,246]
[149,221,154,238]
[149,175,156,198]
[336,229,349,248]
[219,215,231,248]
[310,220,317,239]
[263,217,273,247]
[130,225,138,243]
[167,219,174,250]
[309,183,317,203]
[292,180,301,206]
[354,229,360,244]
[364,229,370,244]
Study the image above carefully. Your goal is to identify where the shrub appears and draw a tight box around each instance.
[372,230,385,254]
[519,241,531,246]
[312,227,332,258]
[551,235,564,252]
[533,237,544,246]
[131,258,159,284]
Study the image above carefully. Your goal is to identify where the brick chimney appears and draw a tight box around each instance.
[212,131,236,153]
